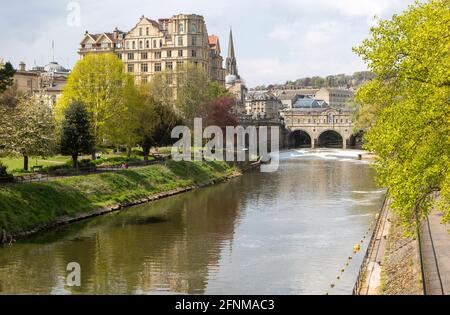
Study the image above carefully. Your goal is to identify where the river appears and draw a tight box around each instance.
[0,149,385,295]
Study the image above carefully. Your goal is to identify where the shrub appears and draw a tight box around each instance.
[0,161,9,177]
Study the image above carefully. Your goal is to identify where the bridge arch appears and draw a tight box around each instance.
[317,130,344,148]
[288,129,312,148]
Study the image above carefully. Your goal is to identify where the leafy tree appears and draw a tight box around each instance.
[0,82,22,108]
[0,60,15,93]
[175,63,209,127]
[56,53,128,158]
[60,101,95,168]
[205,96,238,128]
[1,92,56,170]
[353,0,450,229]
[137,83,181,161]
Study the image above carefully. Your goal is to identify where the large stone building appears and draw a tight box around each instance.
[13,61,70,105]
[79,14,225,85]
[245,91,282,121]
[224,28,247,115]
[314,87,354,108]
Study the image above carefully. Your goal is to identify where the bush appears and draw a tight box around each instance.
[0,162,9,177]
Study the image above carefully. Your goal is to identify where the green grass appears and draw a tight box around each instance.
[0,160,238,235]
[0,151,151,175]
[0,156,69,172]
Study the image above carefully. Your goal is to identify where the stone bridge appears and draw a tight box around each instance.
[281,107,356,149]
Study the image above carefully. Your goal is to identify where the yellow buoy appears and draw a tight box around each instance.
[354,244,361,253]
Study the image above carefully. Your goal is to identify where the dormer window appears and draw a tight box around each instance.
[178,23,184,33]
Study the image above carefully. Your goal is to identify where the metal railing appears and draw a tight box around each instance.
[0,156,170,185]
[352,190,389,295]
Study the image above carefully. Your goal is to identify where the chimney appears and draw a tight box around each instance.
[19,62,26,71]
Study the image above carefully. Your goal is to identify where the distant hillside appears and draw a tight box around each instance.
[251,71,376,91]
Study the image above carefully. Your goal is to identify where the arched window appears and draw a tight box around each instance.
[190,23,197,33]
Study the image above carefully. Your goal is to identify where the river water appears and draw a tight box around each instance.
[0,149,385,295]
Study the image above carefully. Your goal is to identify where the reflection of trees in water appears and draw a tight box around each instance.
[0,156,381,294]
[0,181,243,294]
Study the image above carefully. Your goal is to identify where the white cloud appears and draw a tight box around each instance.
[0,0,415,86]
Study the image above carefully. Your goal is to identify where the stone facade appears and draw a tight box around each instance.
[13,61,69,105]
[79,14,225,85]
[314,87,354,108]
[224,28,247,115]
[245,92,282,121]
[281,107,354,149]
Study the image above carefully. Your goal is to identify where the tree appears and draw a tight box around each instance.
[137,82,181,161]
[0,60,15,93]
[56,53,128,158]
[175,63,209,127]
[60,102,95,168]
[205,96,238,128]
[1,92,56,170]
[353,0,450,229]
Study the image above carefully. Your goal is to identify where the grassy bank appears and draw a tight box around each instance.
[0,160,239,236]
[380,213,423,295]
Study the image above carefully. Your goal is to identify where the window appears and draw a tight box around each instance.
[127,53,134,60]
[127,64,134,73]
[178,36,183,46]
[155,51,161,59]
[142,76,148,84]
[190,23,197,33]
[141,64,148,73]
[141,52,148,60]
[101,42,108,48]
[132,41,136,49]
[178,50,183,57]
[178,23,184,33]
[146,27,149,36]
[191,50,197,58]
[159,40,163,48]
[192,36,197,46]
[155,63,161,72]
[153,40,157,48]
[125,41,129,49]
[166,61,173,70]
[139,41,143,49]
[86,43,92,49]
[146,40,150,48]
[167,50,172,58]
[177,61,184,68]
[117,53,122,60]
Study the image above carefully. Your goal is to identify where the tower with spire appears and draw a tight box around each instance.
[226,28,239,78]
[224,27,247,115]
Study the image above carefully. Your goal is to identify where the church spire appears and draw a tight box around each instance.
[228,27,235,59]
[226,27,238,77]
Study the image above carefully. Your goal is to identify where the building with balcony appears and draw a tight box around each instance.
[79,14,225,86]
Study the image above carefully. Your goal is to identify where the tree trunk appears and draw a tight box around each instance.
[127,145,132,158]
[23,155,29,171]
[143,147,150,162]
[91,149,96,161]
[72,154,78,169]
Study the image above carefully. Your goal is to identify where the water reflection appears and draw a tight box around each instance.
[0,149,385,295]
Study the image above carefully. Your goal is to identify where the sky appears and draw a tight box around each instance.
[0,0,415,87]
